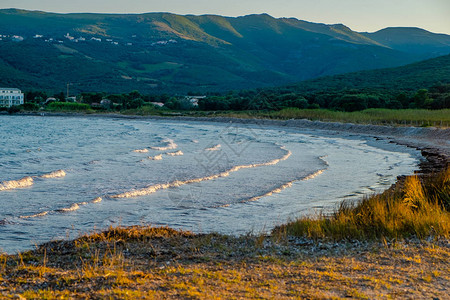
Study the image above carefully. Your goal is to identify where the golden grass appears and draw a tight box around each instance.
[213,108,450,128]
[275,167,450,240]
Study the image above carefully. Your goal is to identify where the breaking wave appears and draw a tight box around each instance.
[20,211,49,219]
[205,144,221,151]
[242,169,326,204]
[40,170,66,179]
[0,169,67,192]
[166,150,184,156]
[0,177,34,191]
[19,197,102,219]
[111,147,292,199]
[133,149,149,153]
[148,154,163,160]
[91,197,102,203]
[150,139,177,151]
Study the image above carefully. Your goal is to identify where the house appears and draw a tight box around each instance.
[100,99,112,109]
[12,35,24,42]
[150,102,164,108]
[44,97,57,105]
[185,96,206,107]
[65,97,77,103]
[0,88,24,108]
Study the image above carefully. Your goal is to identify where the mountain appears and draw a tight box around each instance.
[0,9,449,94]
[272,54,450,94]
[363,27,450,57]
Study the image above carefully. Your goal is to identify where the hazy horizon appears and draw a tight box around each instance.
[0,0,449,35]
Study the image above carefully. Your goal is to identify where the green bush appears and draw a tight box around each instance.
[22,103,40,111]
[47,102,91,111]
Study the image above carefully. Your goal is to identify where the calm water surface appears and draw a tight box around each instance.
[0,115,420,253]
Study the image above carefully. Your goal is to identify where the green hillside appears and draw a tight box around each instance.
[0,9,449,94]
[284,54,450,93]
[196,55,450,112]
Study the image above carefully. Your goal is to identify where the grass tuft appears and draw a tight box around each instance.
[274,167,450,240]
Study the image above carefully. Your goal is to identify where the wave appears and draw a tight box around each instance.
[19,211,49,219]
[133,149,149,153]
[0,169,67,192]
[40,170,66,179]
[205,144,221,151]
[19,198,101,220]
[148,154,163,161]
[242,169,326,204]
[150,139,177,151]
[111,147,292,199]
[55,201,88,213]
[91,197,102,203]
[0,177,34,191]
[165,150,184,156]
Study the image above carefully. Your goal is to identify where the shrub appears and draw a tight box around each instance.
[47,102,91,111]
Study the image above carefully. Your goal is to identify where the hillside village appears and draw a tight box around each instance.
[0,32,178,47]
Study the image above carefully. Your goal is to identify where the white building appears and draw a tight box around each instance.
[0,88,24,107]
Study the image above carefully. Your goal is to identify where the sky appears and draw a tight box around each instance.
[0,0,449,34]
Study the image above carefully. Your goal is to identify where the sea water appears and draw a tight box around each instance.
[0,115,420,253]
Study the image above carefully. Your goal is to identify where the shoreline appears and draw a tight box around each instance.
[11,110,450,165]
[1,113,449,298]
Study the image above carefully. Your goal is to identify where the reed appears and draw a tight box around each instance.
[274,167,450,240]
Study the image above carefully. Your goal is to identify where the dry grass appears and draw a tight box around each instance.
[274,167,450,241]
[0,226,449,299]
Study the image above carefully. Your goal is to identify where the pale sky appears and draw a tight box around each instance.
[1,0,449,34]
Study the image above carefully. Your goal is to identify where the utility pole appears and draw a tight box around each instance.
[66,83,72,99]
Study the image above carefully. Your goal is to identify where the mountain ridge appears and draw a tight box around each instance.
[0,9,449,94]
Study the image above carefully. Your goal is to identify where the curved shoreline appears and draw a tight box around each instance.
[11,111,450,167]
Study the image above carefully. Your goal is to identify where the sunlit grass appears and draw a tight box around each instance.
[274,167,450,240]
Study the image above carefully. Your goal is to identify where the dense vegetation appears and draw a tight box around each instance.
[194,54,450,111]
[18,54,450,114]
[0,9,449,94]
[275,167,450,240]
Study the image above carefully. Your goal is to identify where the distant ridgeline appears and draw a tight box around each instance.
[0,9,450,95]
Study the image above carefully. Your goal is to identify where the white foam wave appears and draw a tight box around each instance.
[302,169,325,181]
[150,139,177,151]
[0,169,67,192]
[20,198,98,219]
[241,169,326,204]
[91,197,102,203]
[56,203,80,213]
[0,177,34,191]
[19,211,49,219]
[148,154,163,161]
[133,149,149,153]
[112,147,292,199]
[40,170,66,179]
[165,150,184,156]
[205,144,221,151]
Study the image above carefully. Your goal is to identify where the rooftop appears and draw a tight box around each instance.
[0,88,22,91]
